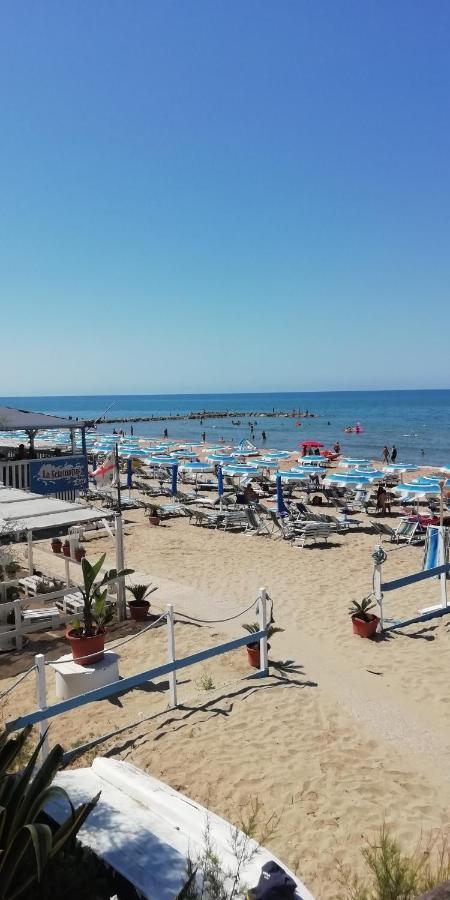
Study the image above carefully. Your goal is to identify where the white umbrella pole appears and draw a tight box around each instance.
[115,512,126,623]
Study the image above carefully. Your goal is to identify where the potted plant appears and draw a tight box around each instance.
[66,553,133,665]
[74,545,86,563]
[62,539,71,557]
[148,503,161,526]
[4,559,19,579]
[349,598,379,638]
[126,583,156,621]
[242,621,284,668]
[51,536,63,553]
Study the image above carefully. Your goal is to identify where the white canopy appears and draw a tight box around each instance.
[0,405,86,431]
[0,487,110,533]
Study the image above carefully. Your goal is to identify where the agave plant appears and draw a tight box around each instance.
[348,597,376,622]
[126,583,157,604]
[0,726,99,900]
[71,554,133,638]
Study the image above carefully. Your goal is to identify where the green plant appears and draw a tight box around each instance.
[147,503,161,517]
[339,824,450,900]
[196,670,215,692]
[349,598,376,623]
[70,554,133,638]
[242,622,284,641]
[0,726,99,900]
[126,583,155,604]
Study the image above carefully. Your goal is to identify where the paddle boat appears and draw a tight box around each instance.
[50,758,314,900]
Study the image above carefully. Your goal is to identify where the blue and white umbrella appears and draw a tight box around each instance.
[222,464,260,476]
[276,474,288,516]
[384,463,419,474]
[291,466,327,477]
[206,453,236,464]
[146,456,178,467]
[263,450,291,459]
[277,470,309,482]
[179,462,213,473]
[324,473,376,486]
[126,456,133,490]
[393,482,442,497]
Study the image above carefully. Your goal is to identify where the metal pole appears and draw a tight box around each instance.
[81,427,87,457]
[27,529,33,576]
[166,604,177,707]
[373,544,384,630]
[259,587,268,675]
[439,482,447,608]
[14,598,22,652]
[115,443,122,513]
[115,513,126,622]
[35,654,49,762]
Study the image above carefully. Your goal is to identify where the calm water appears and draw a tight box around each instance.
[2,391,450,465]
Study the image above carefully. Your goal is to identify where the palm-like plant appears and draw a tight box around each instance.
[242,621,284,641]
[348,598,376,623]
[126,583,157,604]
[71,554,133,638]
[0,726,99,900]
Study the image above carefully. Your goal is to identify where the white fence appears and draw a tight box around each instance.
[4,590,270,760]
[0,460,30,490]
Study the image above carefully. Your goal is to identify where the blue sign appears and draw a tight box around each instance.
[30,455,88,495]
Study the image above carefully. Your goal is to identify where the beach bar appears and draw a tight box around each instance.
[0,405,88,498]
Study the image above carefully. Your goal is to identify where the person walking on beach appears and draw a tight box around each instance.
[262,430,267,441]
[201,431,206,443]
[163,428,168,438]
[391,445,397,463]
[382,445,390,464]
[130,425,134,436]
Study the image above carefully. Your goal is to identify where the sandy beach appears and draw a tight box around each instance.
[2,479,450,899]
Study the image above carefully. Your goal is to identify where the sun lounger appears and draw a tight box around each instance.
[370,519,424,544]
[292,521,342,548]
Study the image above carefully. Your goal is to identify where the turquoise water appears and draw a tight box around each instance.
[1,391,449,465]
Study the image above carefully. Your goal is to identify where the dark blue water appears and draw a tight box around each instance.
[1,392,449,465]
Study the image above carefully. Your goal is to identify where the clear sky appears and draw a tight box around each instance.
[1,1,449,395]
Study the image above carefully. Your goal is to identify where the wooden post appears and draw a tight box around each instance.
[35,654,49,761]
[70,429,76,455]
[27,530,33,576]
[259,587,268,675]
[373,544,384,630]
[166,604,177,707]
[14,599,22,651]
[64,556,70,586]
[115,513,126,622]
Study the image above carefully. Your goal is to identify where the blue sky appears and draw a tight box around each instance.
[1,1,449,394]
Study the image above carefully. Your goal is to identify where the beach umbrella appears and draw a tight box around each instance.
[126,456,133,490]
[323,473,375,486]
[392,482,441,497]
[276,474,288,516]
[277,470,309,482]
[264,450,291,459]
[206,453,235,464]
[222,464,260,475]
[217,465,224,497]
[147,456,178,465]
[291,466,326,477]
[384,464,419,474]
[179,462,213,473]
[340,458,370,469]
[171,463,178,496]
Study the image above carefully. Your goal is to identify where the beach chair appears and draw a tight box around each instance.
[189,508,224,528]
[293,521,341,548]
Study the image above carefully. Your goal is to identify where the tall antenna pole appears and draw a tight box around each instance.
[115,443,122,513]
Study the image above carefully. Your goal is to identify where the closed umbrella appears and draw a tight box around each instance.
[217,465,224,496]
[171,463,178,496]
[126,456,133,491]
[276,474,288,517]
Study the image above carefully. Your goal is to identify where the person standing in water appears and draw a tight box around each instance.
[382,446,390,464]
[262,430,267,441]
[391,445,397,463]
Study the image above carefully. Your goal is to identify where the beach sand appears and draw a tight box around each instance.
[2,498,450,898]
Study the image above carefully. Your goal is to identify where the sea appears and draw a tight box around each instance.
[1,391,449,466]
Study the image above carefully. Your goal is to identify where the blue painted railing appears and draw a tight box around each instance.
[6,630,266,734]
[382,563,450,593]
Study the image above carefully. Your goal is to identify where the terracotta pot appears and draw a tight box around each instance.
[148,516,161,526]
[51,539,62,554]
[128,599,150,621]
[62,544,71,557]
[352,615,379,638]
[74,547,86,562]
[66,628,105,665]
[246,642,260,668]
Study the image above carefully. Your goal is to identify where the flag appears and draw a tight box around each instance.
[92,452,116,487]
